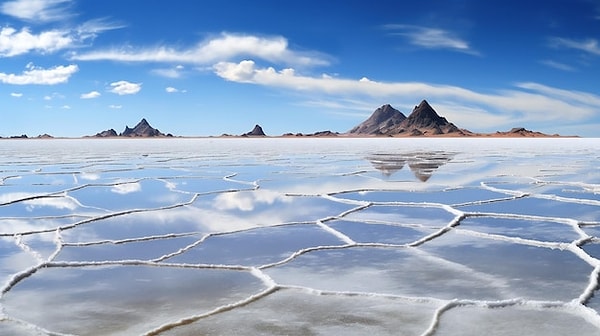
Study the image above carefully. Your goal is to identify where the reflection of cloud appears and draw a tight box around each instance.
[111,182,141,194]
[214,189,291,211]
[80,172,100,181]
[0,192,79,210]
[25,197,79,211]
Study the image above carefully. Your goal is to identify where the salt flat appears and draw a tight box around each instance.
[0,138,599,335]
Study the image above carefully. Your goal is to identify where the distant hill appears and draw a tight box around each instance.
[91,119,171,138]
[121,118,166,137]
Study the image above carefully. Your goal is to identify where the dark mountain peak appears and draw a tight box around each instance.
[408,100,442,121]
[243,124,266,136]
[348,104,406,134]
[121,118,165,137]
[400,100,460,134]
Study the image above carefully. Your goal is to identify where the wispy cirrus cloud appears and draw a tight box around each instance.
[1,0,73,23]
[213,60,600,130]
[540,60,577,72]
[70,33,331,67]
[108,81,141,95]
[550,37,600,56]
[0,63,78,85]
[384,24,479,55]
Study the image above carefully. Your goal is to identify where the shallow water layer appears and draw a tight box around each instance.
[0,138,599,335]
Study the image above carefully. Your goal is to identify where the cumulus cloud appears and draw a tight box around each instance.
[384,24,478,55]
[0,27,73,57]
[80,90,100,99]
[10,92,22,97]
[1,0,72,23]
[108,104,122,109]
[0,63,78,85]
[108,80,141,95]
[213,60,600,129]
[70,32,331,67]
[165,87,178,93]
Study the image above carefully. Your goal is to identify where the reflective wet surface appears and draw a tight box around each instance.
[0,138,599,335]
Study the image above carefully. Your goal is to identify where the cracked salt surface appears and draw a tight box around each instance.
[1,138,600,335]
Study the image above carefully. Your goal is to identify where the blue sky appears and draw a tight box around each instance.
[1,0,599,137]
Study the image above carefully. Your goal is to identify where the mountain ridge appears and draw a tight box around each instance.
[349,100,466,136]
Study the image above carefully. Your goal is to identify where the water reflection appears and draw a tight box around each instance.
[0,138,599,335]
[366,151,455,181]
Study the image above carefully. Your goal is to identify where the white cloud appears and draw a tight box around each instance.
[61,104,70,109]
[74,18,126,41]
[1,0,72,23]
[384,24,478,55]
[0,63,78,85]
[80,90,100,99]
[108,80,141,95]
[43,92,64,100]
[108,104,122,109]
[213,60,600,129]
[152,65,185,78]
[550,37,600,56]
[70,32,331,67]
[165,86,178,93]
[0,26,73,57]
[10,92,22,97]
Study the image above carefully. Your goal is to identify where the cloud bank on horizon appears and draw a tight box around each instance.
[0,0,599,137]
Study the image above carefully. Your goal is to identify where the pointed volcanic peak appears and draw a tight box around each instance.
[242,124,266,136]
[348,104,407,135]
[121,118,165,137]
[390,100,461,135]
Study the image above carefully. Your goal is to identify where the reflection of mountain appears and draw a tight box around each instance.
[367,151,455,181]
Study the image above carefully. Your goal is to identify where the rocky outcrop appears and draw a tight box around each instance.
[121,118,165,137]
[287,130,339,137]
[494,127,559,137]
[243,124,266,136]
[348,104,406,135]
[94,129,118,137]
